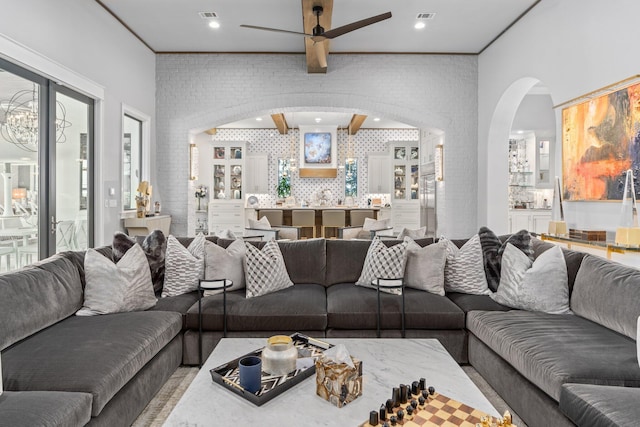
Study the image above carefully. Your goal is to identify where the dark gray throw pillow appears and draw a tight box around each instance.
[478,227,533,292]
[113,230,167,294]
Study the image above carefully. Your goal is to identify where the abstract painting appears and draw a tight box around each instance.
[303,132,332,164]
[562,80,640,201]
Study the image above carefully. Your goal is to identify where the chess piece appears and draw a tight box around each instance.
[411,381,419,395]
[399,384,408,404]
[419,378,426,391]
[380,404,387,421]
[397,409,405,422]
[410,399,418,409]
[392,387,400,407]
[428,386,436,396]
[386,399,394,413]
[369,410,379,426]
[406,405,414,416]
[389,415,397,426]
[418,396,426,407]
[502,411,513,426]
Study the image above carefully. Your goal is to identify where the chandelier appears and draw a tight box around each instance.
[0,84,71,152]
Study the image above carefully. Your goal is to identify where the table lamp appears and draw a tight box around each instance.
[615,169,640,246]
[548,176,567,236]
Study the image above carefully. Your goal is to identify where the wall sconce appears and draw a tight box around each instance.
[189,143,198,181]
[435,144,444,181]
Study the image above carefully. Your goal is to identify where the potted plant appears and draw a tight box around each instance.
[276,172,291,201]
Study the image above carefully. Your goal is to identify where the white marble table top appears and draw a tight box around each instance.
[163,338,498,427]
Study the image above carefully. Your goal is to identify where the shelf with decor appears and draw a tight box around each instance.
[209,142,246,235]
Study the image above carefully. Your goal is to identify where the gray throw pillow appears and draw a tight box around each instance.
[162,234,205,297]
[244,239,293,298]
[356,237,409,295]
[442,235,490,295]
[77,245,157,316]
[491,244,570,314]
[203,239,246,296]
[404,239,447,295]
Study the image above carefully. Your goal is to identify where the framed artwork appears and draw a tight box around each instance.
[298,125,337,177]
[562,78,640,201]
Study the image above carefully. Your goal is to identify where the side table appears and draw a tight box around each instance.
[198,279,233,367]
[372,278,406,338]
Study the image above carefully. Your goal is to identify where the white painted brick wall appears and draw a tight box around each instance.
[156,54,477,238]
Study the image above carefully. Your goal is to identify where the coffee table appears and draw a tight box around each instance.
[163,338,499,426]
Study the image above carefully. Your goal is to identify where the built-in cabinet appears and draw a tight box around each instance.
[208,142,246,234]
[367,154,391,193]
[390,142,419,201]
[245,154,269,194]
[509,209,551,235]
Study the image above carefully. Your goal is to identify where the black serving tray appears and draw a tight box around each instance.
[209,333,333,406]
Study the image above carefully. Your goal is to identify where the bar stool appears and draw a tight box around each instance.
[292,210,316,238]
[258,209,283,226]
[322,210,345,238]
[350,209,375,227]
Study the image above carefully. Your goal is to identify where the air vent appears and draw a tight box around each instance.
[416,13,436,20]
[198,12,218,19]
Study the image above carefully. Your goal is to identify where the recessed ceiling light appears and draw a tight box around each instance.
[517,130,524,134]
[256,117,263,121]
[373,117,381,122]
[209,21,220,29]
[414,22,426,30]
[315,117,322,123]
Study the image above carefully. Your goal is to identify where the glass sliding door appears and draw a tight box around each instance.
[52,86,93,254]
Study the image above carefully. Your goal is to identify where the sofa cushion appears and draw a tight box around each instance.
[185,284,327,331]
[491,244,570,314]
[356,237,409,295]
[442,235,490,295]
[0,391,92,427]
[77,246,157,316]
[0,255,82,350]
[560,383,640,427]
[467,310,640,401]
[2,311,181,417]
[244,239,293,298]
[162,234,205,297]
[326,239,374,286]
[327,283,465,330]
[277,238,326,285]
[571,254,640,339]
[203,239,246,295]
[446,292,510,313]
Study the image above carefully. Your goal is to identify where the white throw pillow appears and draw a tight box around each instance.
[162,234,205,297]
[77,245,157,316]
[363,217,391,231]
[491,244,570,314]
[404,239,447,296]
[398,227,427,239]
[248,216,271,230]
[244,240,293,298]
[203,239,246,296]
[356,237,409,295]
[442,235,490,295]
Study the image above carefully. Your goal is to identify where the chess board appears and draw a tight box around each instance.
[360,391,515,427]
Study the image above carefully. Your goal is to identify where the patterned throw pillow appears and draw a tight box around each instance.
[113,230,167,294]
[492,244,569,314]
[203,239,246,296]
[161,234,205,297]
[244,239,293,298]
[356,237,409,295]
[442,235,490,295]
[478,227,534,292]
[77,244,157,315]
[404,238,447,295]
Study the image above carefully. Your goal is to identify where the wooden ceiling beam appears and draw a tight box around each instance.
[204,128,217,135]
[302,0,332,74]
[348,114,367,134]
[270,113,289,134]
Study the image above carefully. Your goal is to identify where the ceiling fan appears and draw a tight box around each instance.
[241,6,392,70]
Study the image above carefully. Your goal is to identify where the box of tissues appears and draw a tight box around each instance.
[315,345,362,407]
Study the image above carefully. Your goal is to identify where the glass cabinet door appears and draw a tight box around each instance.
[410,164,419,200]
[230,163,242,200]
[213,164,225,199]
[393,165,406,200]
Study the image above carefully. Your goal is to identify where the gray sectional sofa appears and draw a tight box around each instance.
[1,235,639,426]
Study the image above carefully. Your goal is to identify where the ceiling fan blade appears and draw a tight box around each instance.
[322,11,392,39]
[240,24,310,37]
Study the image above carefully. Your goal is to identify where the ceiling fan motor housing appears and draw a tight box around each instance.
[312,5,324,36]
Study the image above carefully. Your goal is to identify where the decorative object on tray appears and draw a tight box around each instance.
[315,344,362,408]
[209,333,332,406]
[569,229,607,242]
[262,335,298,376]
[360,380,515,427]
